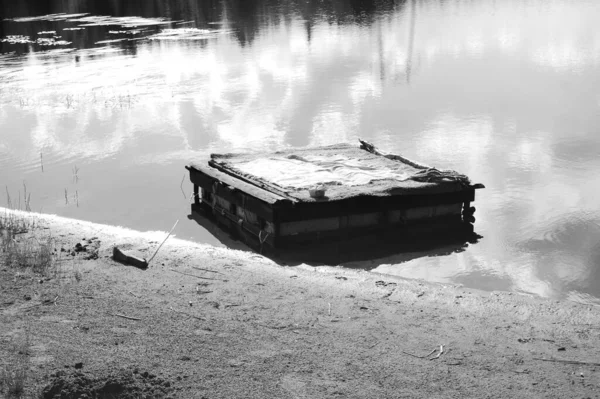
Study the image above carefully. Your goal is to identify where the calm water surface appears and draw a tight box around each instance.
[1,0,599,303]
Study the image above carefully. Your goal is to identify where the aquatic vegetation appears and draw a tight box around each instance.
[1,35,71,46]
[7,13,89,22]
[7,13,173,29]
[70,15,172,28]
[1,35,32,44]
[43,48,75,54]
[34,37,72,46]
[108,30,143,35]
[1,13,229,60]
[87,47,124,54]
[148,28,232,41]
[95,38,128,45]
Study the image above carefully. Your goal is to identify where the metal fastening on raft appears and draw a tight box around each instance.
[258,230,270,254]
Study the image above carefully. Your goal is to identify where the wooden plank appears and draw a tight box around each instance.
[388,204,462,223]
[193,184,199,205]
[187,166,281,221]
[187,164,288,205]
[207,160,299,203]
[348,212,380,228]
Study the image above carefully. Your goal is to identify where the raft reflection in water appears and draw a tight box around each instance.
[187,206,481,267]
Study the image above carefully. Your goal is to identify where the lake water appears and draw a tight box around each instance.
[1,0,599,303]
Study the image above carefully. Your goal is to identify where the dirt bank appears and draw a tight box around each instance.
[1,209,600,398]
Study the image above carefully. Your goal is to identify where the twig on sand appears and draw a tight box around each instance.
[533,357,600,367]
[128,291,140,298]
[430,345,445,360]
[113,313,141,321]
[180,173,187,199]
[170,268,227,281]
[402,346,444,360]
[169,306,205,321]
[147,220,179,265]
[401,348,436,359]
[191,266,225,275]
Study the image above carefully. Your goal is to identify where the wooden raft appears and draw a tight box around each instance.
[185,141,483,252]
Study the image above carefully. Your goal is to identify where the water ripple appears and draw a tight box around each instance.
[516,212,600,255]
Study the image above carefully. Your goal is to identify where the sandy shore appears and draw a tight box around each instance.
[1,209,600,398]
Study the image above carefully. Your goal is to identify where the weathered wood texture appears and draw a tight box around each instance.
[187,165,286,222]
[207,160,299,202]
[187,164,288,204]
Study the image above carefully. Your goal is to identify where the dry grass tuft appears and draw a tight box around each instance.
[74,269,83,282]
[2,184,36,237]
[2,236,55,276]
[0,332,30,398]
[1,210,55,277]
[0,367,27,398]
[0,211,36,238]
